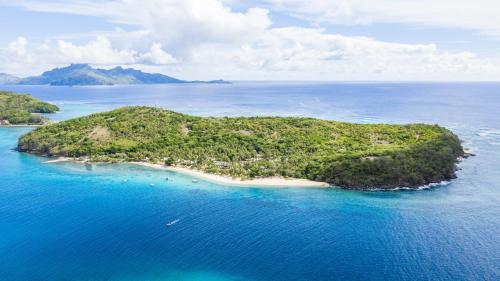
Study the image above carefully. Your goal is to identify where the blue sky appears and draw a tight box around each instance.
[0,0,499,80]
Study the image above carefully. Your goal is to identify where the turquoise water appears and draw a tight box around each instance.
[0,83,499,280]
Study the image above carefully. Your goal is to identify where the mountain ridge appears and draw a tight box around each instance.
[14,64,230,86]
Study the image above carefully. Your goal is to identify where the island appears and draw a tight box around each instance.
[15,64,231,86]
[0,73,20,84]
[0,91,59,125]
[18,106,464,189]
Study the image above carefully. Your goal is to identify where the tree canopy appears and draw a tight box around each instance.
[18,106,464,189]
[0,91,59,125]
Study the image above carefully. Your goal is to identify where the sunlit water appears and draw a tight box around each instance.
[0,82,499,280]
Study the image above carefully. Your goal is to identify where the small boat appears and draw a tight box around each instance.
[192,179,198,183]
[149,183,155,187]
[166,219,180,227]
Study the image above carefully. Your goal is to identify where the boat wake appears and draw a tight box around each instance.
[166,219,180,227]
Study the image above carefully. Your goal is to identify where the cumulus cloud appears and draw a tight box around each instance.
[6,0,272,52]
[54,37,137,65]
[187,27,495,80]
[7,37,28,56]
[139,43,178,65]
[268,0,500,37]
[0,36,178,75]
[0,0,499,80]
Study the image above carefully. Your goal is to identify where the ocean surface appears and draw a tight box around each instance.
[0,82,499,281]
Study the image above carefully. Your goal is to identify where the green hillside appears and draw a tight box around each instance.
[18,106,464,189]
[0,91,59,125]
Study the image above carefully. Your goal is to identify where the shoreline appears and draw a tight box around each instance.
[132,162,331,188]
[0,124,42,127]
[45,158,331,188]
[42,157,458,190]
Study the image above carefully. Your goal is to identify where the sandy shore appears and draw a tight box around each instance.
[131,162,331,188]
[0,124,42,127]
[44,157,330,188]
[44,157,76,163]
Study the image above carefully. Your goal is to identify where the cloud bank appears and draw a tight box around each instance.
[268,0,500,37]
[1,0,499,80]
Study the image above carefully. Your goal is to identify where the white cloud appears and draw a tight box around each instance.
[7,37,28,56]
[0,0,500,80]
[6,0,272,52]
[139,43,178,65]
[55,37,138,65]
[0,36,178,75]
[52,37,178,66]
[186,27,497,80]
[268,0,500,37]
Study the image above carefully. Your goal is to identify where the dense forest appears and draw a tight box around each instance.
[0,91,59,125]
[18,106,464,188]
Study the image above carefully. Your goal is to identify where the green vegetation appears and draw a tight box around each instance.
[18,106,464,188]
[0,91,59,125]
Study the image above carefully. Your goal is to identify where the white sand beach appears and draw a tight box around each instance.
[132,162,331,188]
[44,157,330,188]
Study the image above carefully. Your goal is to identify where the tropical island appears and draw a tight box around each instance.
[0,91,59,125]
[7,64,230,86]
[18,106,464,189]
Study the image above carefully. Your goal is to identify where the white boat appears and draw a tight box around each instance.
[166,219,180,227]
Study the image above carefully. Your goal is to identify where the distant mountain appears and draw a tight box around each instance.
[17,64,230,86]
[0,73,21,84]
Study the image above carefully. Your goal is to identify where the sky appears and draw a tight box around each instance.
[0,0,499,81]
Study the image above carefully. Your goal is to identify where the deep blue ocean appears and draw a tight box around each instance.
[0,82,499,281]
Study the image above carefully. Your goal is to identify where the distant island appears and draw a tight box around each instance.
[0,73,21,84]
[0,91,59,125]
[18,106,464,189]
[5,64,230,86]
